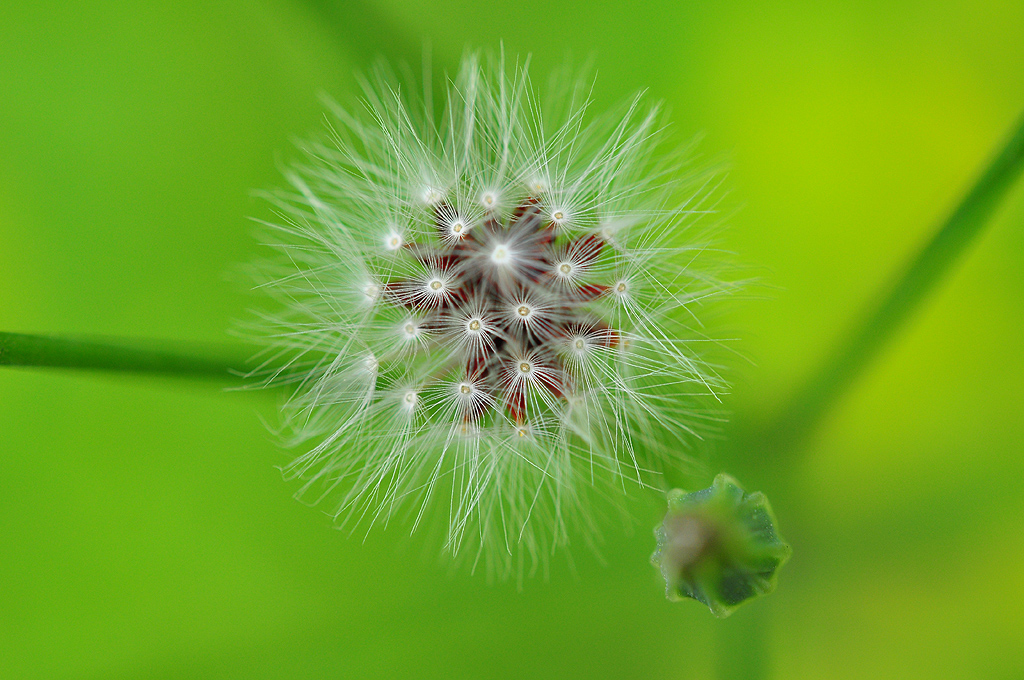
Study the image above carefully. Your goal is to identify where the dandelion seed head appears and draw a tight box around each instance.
[253,51,731,577]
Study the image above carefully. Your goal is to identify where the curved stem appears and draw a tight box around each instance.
[0,332,254,384]
[747,109,1024,462]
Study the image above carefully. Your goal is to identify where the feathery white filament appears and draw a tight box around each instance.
[254,51,729,577]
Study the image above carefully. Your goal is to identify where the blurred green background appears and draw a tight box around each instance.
[2,1,1023,678]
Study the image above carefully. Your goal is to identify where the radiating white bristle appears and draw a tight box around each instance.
[252,50,731,578]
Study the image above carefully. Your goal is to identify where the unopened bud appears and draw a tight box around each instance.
[651,473,791,617]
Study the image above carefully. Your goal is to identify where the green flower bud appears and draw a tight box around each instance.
[651,473,791,617]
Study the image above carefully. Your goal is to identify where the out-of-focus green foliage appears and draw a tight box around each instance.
[2,1,1022,678]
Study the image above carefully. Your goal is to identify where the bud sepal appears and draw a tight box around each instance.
[652,473,791,617]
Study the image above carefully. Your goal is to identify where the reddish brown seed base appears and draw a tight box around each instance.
[387,198,609,423]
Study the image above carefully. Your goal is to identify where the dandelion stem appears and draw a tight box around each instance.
[751,108,1024,460]
[0,331,255,384]
[715,603,770,680]
[297,0,439,71]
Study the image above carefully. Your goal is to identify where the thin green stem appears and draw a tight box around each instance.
[742,109,1024,464]
[0,332,255,385]
[298,0,444,72]
[715,603,771,680]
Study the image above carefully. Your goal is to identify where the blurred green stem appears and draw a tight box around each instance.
[0,332,253,384]
[749,109,1024,461]
[298,0,444,71]
[714,108,1024,680]
[716,604,770,680]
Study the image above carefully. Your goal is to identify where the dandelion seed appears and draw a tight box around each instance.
[528,176,549,195]
[480,190,501,210]
[422,186,445,206]
[362,282,381,303]
[549,208,570,228]
[253,51,730,577]
[383,230,404,251]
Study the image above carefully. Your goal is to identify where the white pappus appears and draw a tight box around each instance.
[249,51,732,577]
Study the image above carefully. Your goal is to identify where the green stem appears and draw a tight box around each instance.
[298,0,442,72]
[0,332,254,384]
[750,109,1024,460]
[715,603,771,680]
